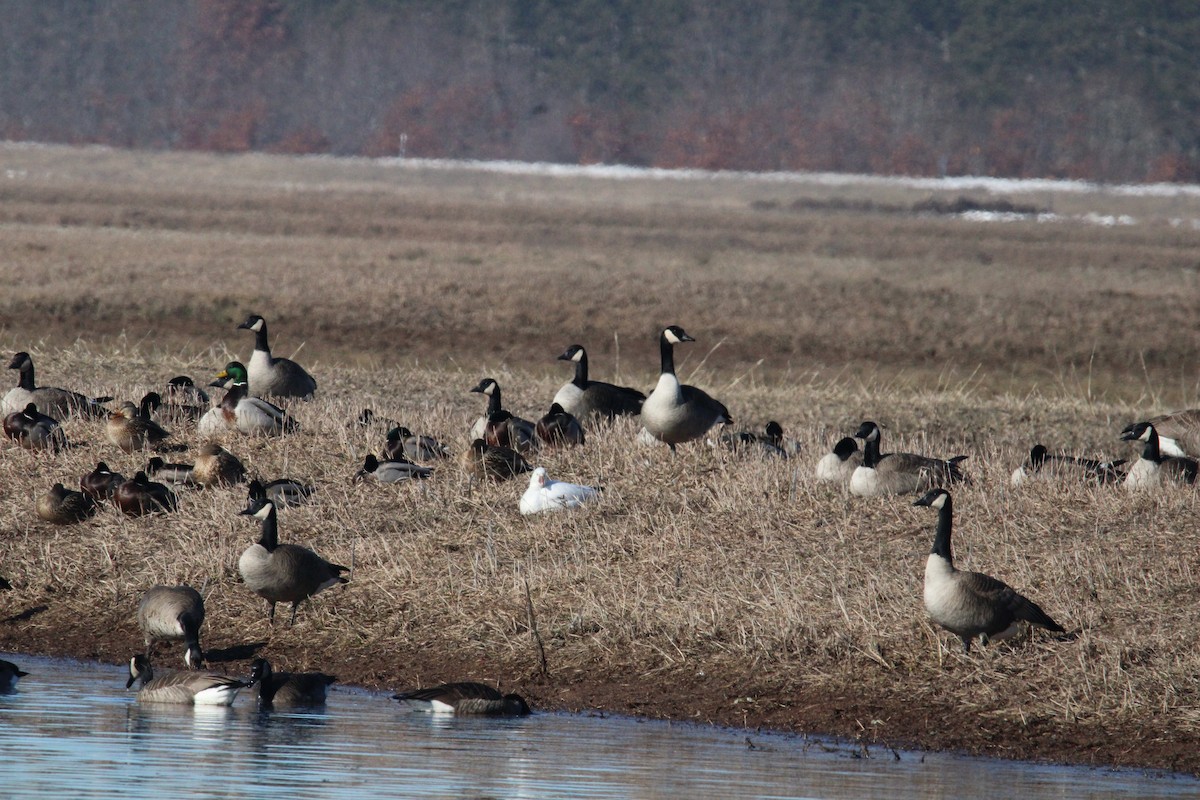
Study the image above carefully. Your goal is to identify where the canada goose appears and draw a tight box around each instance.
[384,426,451,462]
[36,483,98,524]
[106,401,175,453]
[193,442,247,487]
[137,585,205,669]
[248,658,336,707]
[483,409,540,455]
[535,403,586,448]
[716,421,788,459]
[519,467,600,515]
[469,378,537,448]
[3,351,110,418]
[914,489,1064,653]
[460,438,532,482]
[4,402,66,452]
[238,498,349,625]
[1121,422,1199,489]
[237,313,318,399]
[125,654,246,705]
[81,461,125,501]
[355,453,433,483]
[392,681,531,716]
[849,421,968,497]
[210,362,299,435]
[815,437,862,484]
[553,344,645,420]
[1010,445,1126,486]
[641,326,732,452]
[113,471,178,516]
[0,659,28,691]
[248,478,316,508]
[146,457,197,486]
[1121,410,1200,458]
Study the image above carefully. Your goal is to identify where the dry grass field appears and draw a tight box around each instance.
[1,144,1199,773]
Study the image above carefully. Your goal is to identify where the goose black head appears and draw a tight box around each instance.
[470,378,498,395]
[1120,421,1153,442]
[237,314,266,332]
[913,488,951,510]
[832,437,858,460]
[558,344,585,362]
[853,421,881,442]
[662,325,694,345]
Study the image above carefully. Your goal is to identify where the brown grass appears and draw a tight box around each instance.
[0,145,1199,773]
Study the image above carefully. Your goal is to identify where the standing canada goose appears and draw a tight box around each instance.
[460,438,532,482]
[248,478,316,508]
[1010,444,1126,486]
[469,378,537,446]
[484,409,540,455]
[3,351,110,417]
[641,326,732,452]
[519,467,600,515]
[210,362,299,435]
[193,442,247,487]
[1121,410,1200,458]
[383,426,451,462]
[1121,422,1199,489]
[146,457,197,486]
[914,489,1065,653]
[81,461,125,501]
[0,659,29,691]
[125,654,246,705]
[113,472,179,516]
[237,313,317,399]
[553,344,645,420]
[535,403,586,448]
[815,437,862,484]
[238,498,349,625]
[106,401,175,453]
[248,658,336,707]
[392,681,531,716]
[849,421,968,497]
[36,483,98,524]
[355,453,433,483]
[4,403,66,452]
[137,585,206,669]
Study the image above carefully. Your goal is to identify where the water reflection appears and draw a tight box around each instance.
[0,653,1195,800]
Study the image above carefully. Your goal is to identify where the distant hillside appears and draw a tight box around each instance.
[1,0,1197,182]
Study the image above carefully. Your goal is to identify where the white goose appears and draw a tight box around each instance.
[519,467,600,515]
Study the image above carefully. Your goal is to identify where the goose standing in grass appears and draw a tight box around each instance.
[36,483,98,524]
[535,403,586,448]
[193,442,246,487]
[640,326,732,452]
[553,343,645,420]
[248,478,316,508]
[106,400,175,453]
[248,658,336,707]
[1010,445,1126,486]
[0,659,29,692]
[815,437,862,484]
[914,489,1065,654]
[849,421,968,497]
[4,403,66,452]
[3,351,110,417]
[125,654,246,705]
[1121,410,1200,458]
[113,471,178,516]
[81,461,125,501]
[383,426,450,462]
[392,682,531,716]
[1121,422,1199,489]
[209,362,299,435]
[460,438,531,482]
[237,313,317,399]
[355,453,433,483]
[238,498,349,625]
[469,378,536,446]
[146,457,197,486]
[137,585,206,669]
[519,467,600,515]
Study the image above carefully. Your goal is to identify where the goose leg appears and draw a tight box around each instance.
[289,601,302,626]
[267,600,277,625]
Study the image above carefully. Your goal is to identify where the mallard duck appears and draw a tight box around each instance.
[106,400,175,453]
[460,438,532,482]
[519,467,600,515]
[81,461,125,501]
[193,442,246,487]
[3,351,110,418]
[553,343,646,420]
[358,408,400,429]
[145,457,197,486]
[392,682,530,716]
[248,478,316,508]
[209,362,299,435]
[160,376,209,424]
[113,471,178,516]
[483,409,540,455]
[849,421,969,497]
[355,453,433,483]
[237,313,317,399]
[125,654,246,705]
[248,658,336,707]
[36,483,98,524]
[716,420,788,459]
[641,326,732,452]
[137,585,205,669]
[535,403,585,448]
[3,402,66,452]
[383,426,450,461]
[238,498,349,625]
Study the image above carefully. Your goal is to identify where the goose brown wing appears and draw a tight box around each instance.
[962,570,1063,632]
[396,681,502,703]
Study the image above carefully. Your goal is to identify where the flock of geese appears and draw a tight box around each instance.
[0,313,1193,710]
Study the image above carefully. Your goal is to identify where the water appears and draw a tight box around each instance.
[0,654,1194,800]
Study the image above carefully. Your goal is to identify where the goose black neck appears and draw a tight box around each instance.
[930,497,954,562]
[179,612,202,649]
[861,436,882,468]
[1142,428,1162,463]
[487,386,502,415]
[257,506,280,551]
[254,325,271,354]
[659,334,676,376]
[572,351,589,388]
[16,362,34,391]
